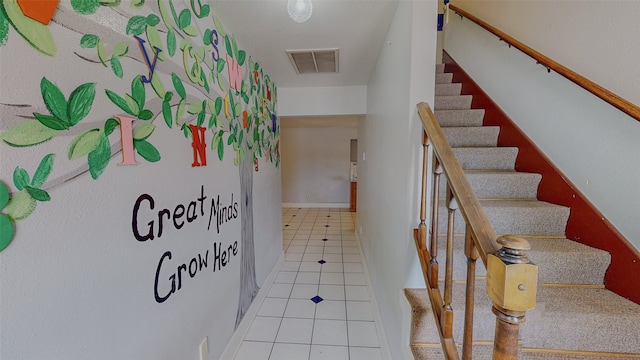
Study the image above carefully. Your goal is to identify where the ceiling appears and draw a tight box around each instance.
[209,0,399,88]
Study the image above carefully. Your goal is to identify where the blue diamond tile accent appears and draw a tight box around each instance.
[322,238,328,241]
[311,296,324,304]
[325,224,330,227]
[318,260,326,264]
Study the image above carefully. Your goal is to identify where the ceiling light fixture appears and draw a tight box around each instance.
[287,0,312,23]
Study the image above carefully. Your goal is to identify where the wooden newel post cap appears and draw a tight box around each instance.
[497,235,531,251]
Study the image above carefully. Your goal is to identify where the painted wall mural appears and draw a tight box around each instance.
[0,0,279,330]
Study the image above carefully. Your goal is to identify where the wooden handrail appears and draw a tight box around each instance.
[449,4,640,123]
[417,103,499,264]
[415,102,537,359]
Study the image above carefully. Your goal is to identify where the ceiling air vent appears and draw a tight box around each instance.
[286,49,339,74]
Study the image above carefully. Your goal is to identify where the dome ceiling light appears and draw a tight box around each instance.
[287,0,312,23]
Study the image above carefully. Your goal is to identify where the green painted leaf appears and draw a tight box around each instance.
[5,190,36,220]
[105,90,135,116]
[231,36,239,61]
[167,29,176,57]
[162,100,173,128]
[164,91,173,103]
[125,94,140,116]
[3,0,56,56]
[0,120,58,147]
[40,77,68,123]
[87,135,111,179]
[104,118,119,136]
[145,25,164,61]
[172,72,186,99]
[34,113,69,130]
[111,57,123,78]
[80,34,99,48]
[150,73,166,99]
[25,186,50,202]
[175,99,186,125]
[234,103,241,119]
[178,9,191,30]
[238,50,246,66]
[99,0,122,5]
[112,42,128,57]
[216,57,226,74]
[183,25,198,37]
[31,153,55,187]
[215,97,223,115]
[134,123,155,140]
[187,101,203,114]
[217,138,224,160]
[13,167,29,191]
[71,0,100,14]
[158,0,175,29]
[212,13,226,39]
[197,111,205,126]
[203,29,211,45]
[68,129,102,160]
[0,214,14,251]
[224,35,232,59]
[138,109,154,120]
[126,15,147,35]
[146,14,161,26]
[201,71,210,93]
[0,5,8,46]
[67,83,96,125]
[131,76,145,110]
[130,0,144,8]
[0,182,9,209]
[208,114,217,129]
[134,140,161,162]
[97,40,108,66]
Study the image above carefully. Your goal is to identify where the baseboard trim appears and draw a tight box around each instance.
[282,202,349,209]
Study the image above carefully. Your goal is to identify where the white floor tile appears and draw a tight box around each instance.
[258,298,288,317]
[309,345,349,360]
[347,321,380,347]
[280,261,301,272]
[290,284,319,299]
[342,254,361,263]
[302,253,323,262]
[287,245,306,253]
[345,286,370,301]
[323,246,343,254]
[234,341,273,360]
[343,247,360,254]
[285,253,304,261]
[295,272,320,284]
[276,318,314,344]
[244,316,282,342]
[312,319,348,346]
[320,262,343,273]
[305,246,324,254]
[346,301,374,321]
[343,262,363,273]
[267,283,294,299]
[275,271,297,284]
[284,298,317,318]
[269,343,310,360]
[318,285,345,301]
[322,253,343,262]
[299,261,322,272]
[320,272,344,285]
[344,273,367,286]
[349,346,384,360]
[315,300,347,320]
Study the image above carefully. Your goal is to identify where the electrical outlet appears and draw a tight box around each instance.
[199,336,208,360]
[306,192,311,199]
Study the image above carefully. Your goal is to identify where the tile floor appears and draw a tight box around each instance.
[233,208,386,360]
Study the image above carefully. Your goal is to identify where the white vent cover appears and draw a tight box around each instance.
[286,49,339,74]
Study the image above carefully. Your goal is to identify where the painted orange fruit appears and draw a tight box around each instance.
[17,0,60,25]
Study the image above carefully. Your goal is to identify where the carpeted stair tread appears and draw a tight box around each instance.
[452,147,518,170]
[441,170,541,199]
[436,72,453,84]
[436,64,445,73]
[435,109,485,127]
[434,235,609,285]
[434,95,473,110]
[407,284,640,354]
[442,126,499,147]
[438,199,570,236]
[436,83,462,96]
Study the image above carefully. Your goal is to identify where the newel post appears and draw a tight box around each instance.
[486,235,538,360]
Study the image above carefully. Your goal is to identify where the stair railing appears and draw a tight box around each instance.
[414,102,538,359]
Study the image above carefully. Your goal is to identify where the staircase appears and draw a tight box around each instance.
[405,64,640,359]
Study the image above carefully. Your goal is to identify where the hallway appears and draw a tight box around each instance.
[233,208,387,360]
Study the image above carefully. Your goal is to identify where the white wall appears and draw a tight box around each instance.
[358,1,437,358]
[281,124,357,206]
[0,2,282,359]
[445,2,640,250]
[278,85,367,116]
